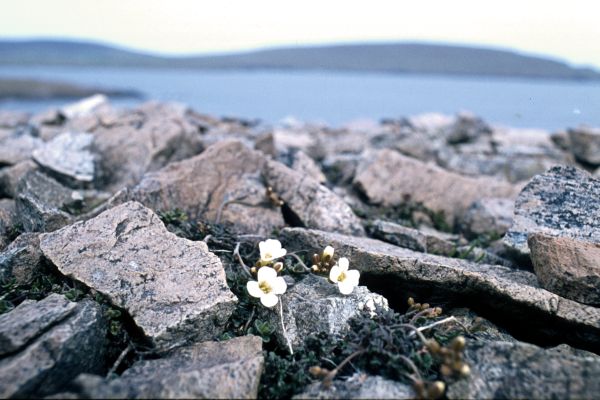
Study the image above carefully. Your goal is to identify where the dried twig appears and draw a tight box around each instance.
[286,253,311,273]
[415,316,457,333]
[234,242,253,279]
[106,343,133,378]
[279,297,293,355]
[322,349,366,387]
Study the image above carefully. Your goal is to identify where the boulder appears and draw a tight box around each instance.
[368,220,459,255]
[64,336,263,399]
[32,132,95,187]
[289,150,327,183]
[295,373,414,399]
[0,110,30,128]
[504,166,600,254]
[529,233,600,305]
[447,341,600,399]
[568,126,600,165]
[353,149,518,228]
[0,199,17,250]
[0,295,106,398]
[0,233,43,285]
[15,171,77,232]
[133,140,284,235]
[462,198,514,238]
[265,159,365,236]
[40,201,237,347]
[444,112,492,144]
[260,274,388,349]
[280,228,600,351]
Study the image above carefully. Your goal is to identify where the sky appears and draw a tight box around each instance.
[1,0,599,68]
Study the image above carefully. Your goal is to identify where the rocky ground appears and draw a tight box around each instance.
[0,96,599,399]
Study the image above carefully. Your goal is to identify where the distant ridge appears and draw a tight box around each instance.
[1,39,599,81]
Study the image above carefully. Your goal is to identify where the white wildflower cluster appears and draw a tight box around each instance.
[246,239,360,308]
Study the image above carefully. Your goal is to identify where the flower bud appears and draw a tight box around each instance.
[273,262,283,273]
[459,363,471,377]
[452,336,466,351]
[427,381,445,398]
[322,245,334,261]
[407,297,415,306]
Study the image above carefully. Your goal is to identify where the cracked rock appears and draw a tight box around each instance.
[39,201,237,347]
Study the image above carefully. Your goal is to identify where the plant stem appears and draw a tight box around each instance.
[234,242,253,278]
[279,297,293,355]
[416,316,457,333]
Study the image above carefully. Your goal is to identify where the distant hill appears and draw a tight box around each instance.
[1,39,599,81]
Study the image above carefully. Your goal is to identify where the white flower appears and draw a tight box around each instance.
[247,266,287,307]
[322,245,334,260]
[329,257,360,295]
[259,239,287,264]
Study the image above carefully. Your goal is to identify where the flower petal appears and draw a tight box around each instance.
[338,257,349,271]
[338,280,355,295]
[261,293,278,308]
[258,266,277,282]
[272,277,287,295]
[329,265,342,282]
[273,248,287,259]
[345,269,360,286]
[247,281,263,298]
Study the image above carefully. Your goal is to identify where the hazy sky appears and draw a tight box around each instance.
[2,0,599,67]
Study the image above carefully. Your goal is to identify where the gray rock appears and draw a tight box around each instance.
[295,373,414,399]
[568,126,600,165]
[0,293,76,356]
[0,296,106,398]
[0,132,43,166]
[265,159,365,236]
[444,112,492,144]
[368,220,458,255]
[40,201,237,347]
[462,198,514,239]
[0,160,38,198]
[93,102,203,192]
[66,336,264,399]
[354,149,518,228]
[447,341,600,400]
[15,171,76,232]
[289,150,327,183]
[448,308,516,343]
[261,274,388,349]
[0,110,30,128]
[0,233,43,285]
[32,132,95,186]
[59,94,108,120]
[280,228,600,350]
[504,165,600,254]
[133,140,284,235]
[529,233,600,305]
[550,130,571,151]
[0,199,17,250]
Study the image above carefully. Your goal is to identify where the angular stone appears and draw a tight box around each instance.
[0,297,106,398]
[295,373,414,399]
[15,171,76,232]
[93,102,203,191]
[280,228,600,351]
[64,336,263,399]
[447,341,600,400]
[261,273,388,349]
[133,140,284,235]
[0,110,30,128]
[0,132,43,166]
[32,132,95,186]
[0,199,17,250]
[265,159,364,236]
[354,149,518,228]
[462,198,514,238]
[444,112,492,144]
[289,150,327,183]
[40,201,237,347]
[0,160,38,198]
[368,220,459,255]
[0,293,76,356]
[0,233,43,285]
[568,126,600,165]
[504,166,600,254]
[529,233,600,305]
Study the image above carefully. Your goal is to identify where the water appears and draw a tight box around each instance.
[1,66,599,130]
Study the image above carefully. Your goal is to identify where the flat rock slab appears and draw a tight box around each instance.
[447,341,600,399]
[265,159,365,236]
[261,274,388,349]
[40,201,237,347]
[295,374,414,399]
[32,132,95,186]
[529,233,600,306]
[66,336,264,399]
[0,132,43,166]
[0,296,106,398]
[280,228,600,351]
[504,165,600,254]
[353,149,518,228]
[133,140,284,235]
[368,219,458,255]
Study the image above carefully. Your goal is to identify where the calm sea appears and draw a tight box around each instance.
[1,66,599,130]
